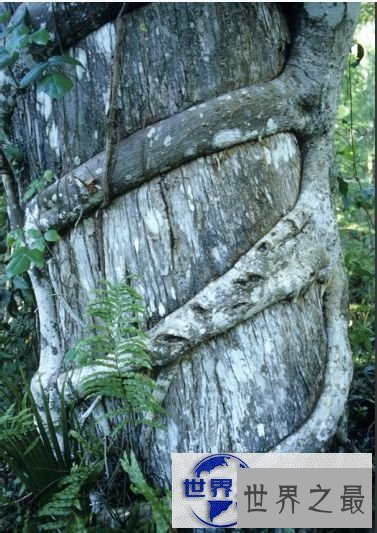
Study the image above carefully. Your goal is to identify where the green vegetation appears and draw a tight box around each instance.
[6,227,61,279]
[64,279,164,431]
[0,281,168,531]
[0,6,84,101]
[121,452,172,533]
[334,4,375,452]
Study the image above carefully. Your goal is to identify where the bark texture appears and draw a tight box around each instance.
[2,2,359,489]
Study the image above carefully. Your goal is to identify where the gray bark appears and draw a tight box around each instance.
[2,1,359,491]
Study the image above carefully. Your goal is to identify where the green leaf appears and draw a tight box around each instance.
[48,54,85,69]
[26,229,45,252]
[25,248,44,268]
[37,72,73,100]
[6,233,15,247]
[0,11,11,24]
[12,276,29,290]
[0,48,18,69]
[44,229,60,242]
[26,229,41,240]
[43,169,54,182]
[5,24,30,55]
[7,5,27,29]
[6,228,24,248]
[121,451,171,532]
[23,189,34,203]
[29,28,49,45]
[3,143,23,162]
[23,181,41,202]
[19,62,47,88]
[6,249,31,277]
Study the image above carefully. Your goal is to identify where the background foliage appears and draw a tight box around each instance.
[333,4,375,453]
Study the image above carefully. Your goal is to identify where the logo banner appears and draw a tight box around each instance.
[172,453,372,528]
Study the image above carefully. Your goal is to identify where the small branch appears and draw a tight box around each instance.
[101,4,126,209]
[79,395,102,424]
[0,150,23,230]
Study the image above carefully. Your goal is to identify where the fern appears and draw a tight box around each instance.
[38,462,102,531]
[121,451,171,533]
[66,280,164,432]
[0,381,108,530]
[0,280,166,529]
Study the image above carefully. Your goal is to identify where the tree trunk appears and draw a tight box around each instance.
[2,2,358,487]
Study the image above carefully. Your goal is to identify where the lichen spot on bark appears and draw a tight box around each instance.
[213,128,244,149]
[267,117,278,133]
[36,91,53,122]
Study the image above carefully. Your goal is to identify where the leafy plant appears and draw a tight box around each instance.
[23,169,54,202]
[59,280,170,526]
[0,384,75,503]
[121,451,171,533]
[2,167,60,285]
[0,380,105,530]
[335,23,375,218]
[38,463,102,531]
[0,275,167,528]
[333,4,375,454]
[6,226,60,278]
[65,279,164,434]
[0,6,85,100]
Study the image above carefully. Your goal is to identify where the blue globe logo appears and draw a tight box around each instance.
[184,453,249,528]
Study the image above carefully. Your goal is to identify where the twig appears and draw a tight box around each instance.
[79,395,102,423]
[101,3,126,209]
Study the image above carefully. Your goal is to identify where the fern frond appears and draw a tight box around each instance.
[121,451,171,533]
[38,462,102,531]
[65,279,164,432]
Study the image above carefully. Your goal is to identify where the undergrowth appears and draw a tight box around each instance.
[0,280,169,531]
[333,6,375,454]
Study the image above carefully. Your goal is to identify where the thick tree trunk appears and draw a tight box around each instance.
[2,2,358,488]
